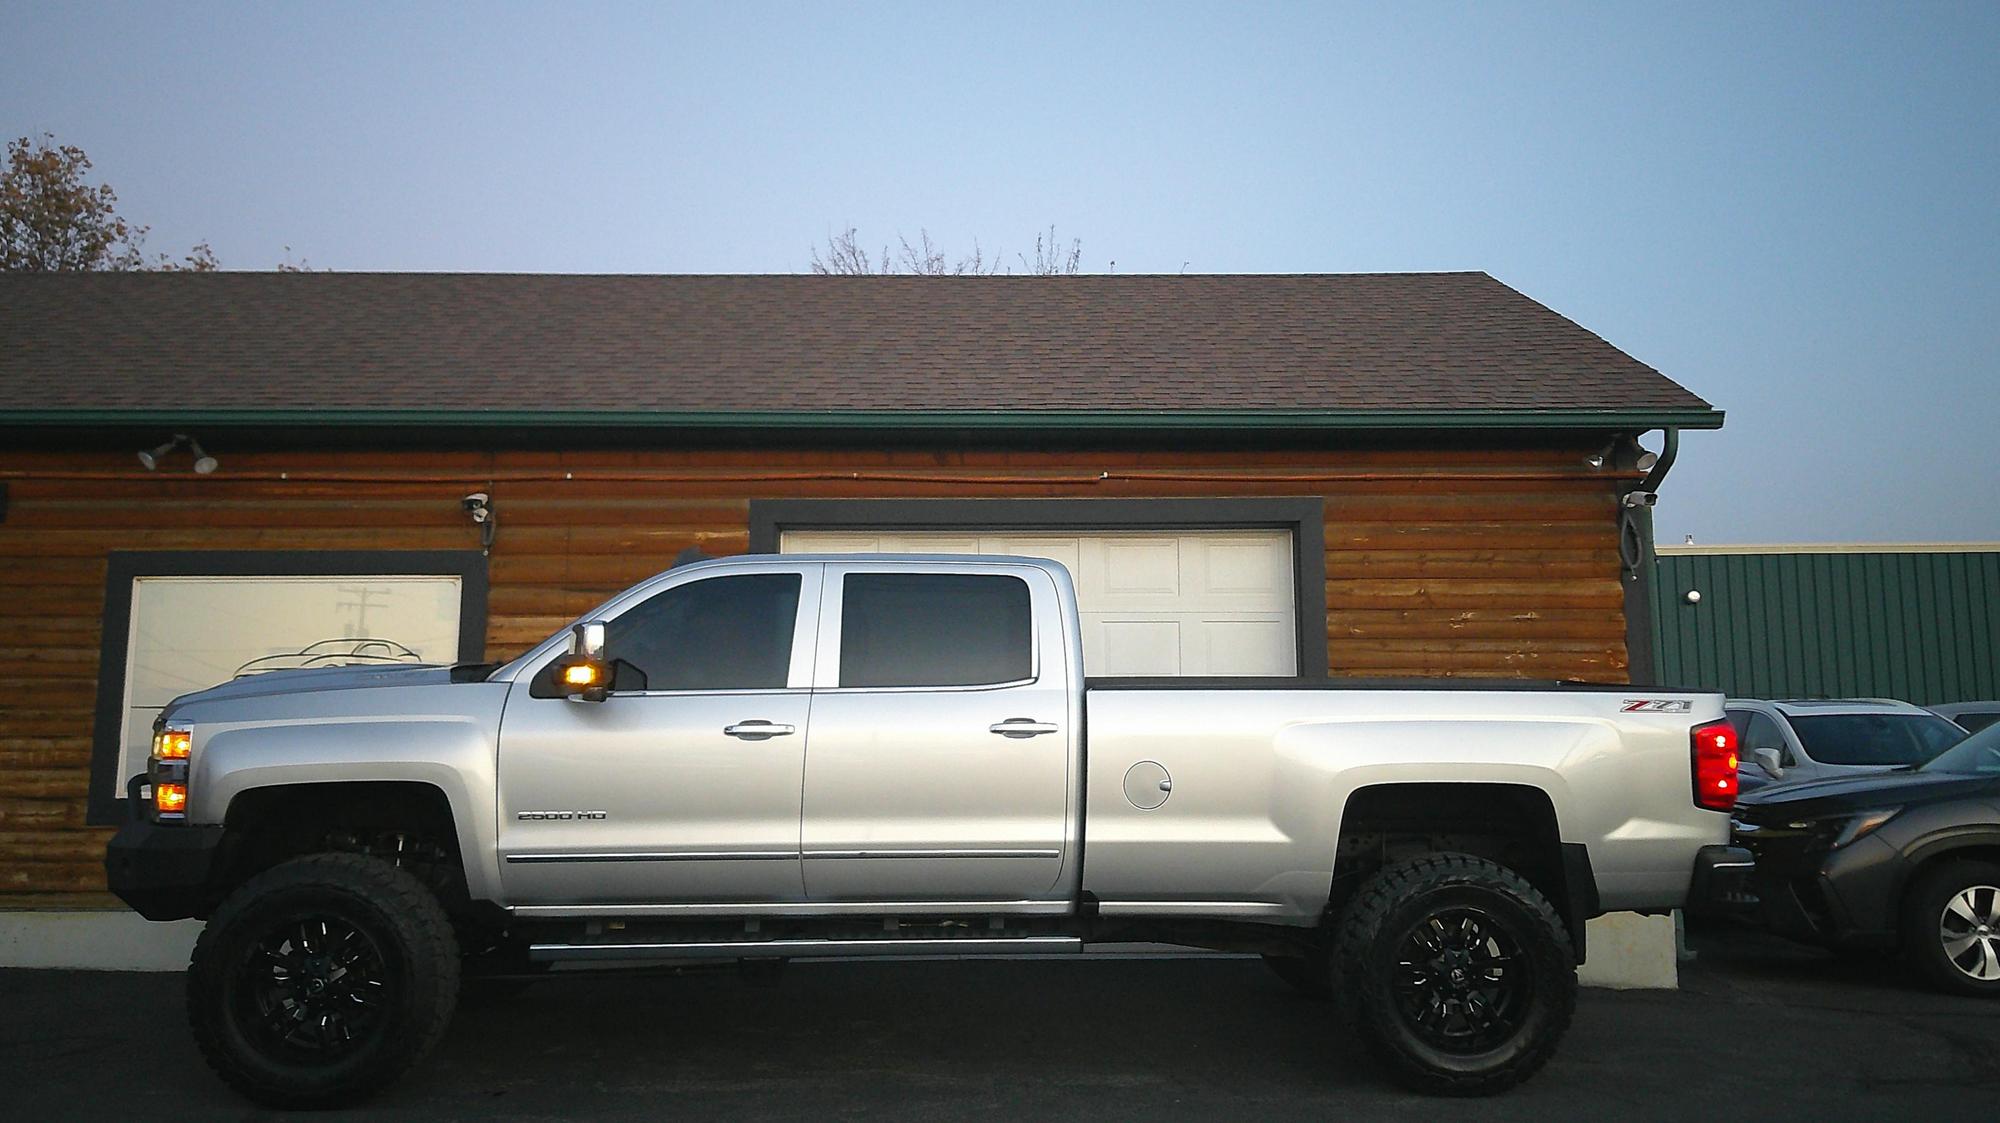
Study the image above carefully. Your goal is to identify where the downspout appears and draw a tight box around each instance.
[1637,427,1680,496]
[1620,429,1679,687]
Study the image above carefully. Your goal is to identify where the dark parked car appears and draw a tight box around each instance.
[1732,720,2000,995]
[1930,702,2000,735]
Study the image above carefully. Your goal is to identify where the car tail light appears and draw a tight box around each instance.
[1692,718,1739,811]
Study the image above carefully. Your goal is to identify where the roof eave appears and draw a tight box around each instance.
[0,407,1726,433]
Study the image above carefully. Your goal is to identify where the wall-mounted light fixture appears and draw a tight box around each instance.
[1587,437,1663,472]
[137,434,218,474]
[463,492,497,554]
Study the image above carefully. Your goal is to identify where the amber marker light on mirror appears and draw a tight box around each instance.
[156,782,188,815]
[563,663,603,687]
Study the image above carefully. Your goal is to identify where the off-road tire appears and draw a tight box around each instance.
[1261,947,1335,1000]
[187,852,460,1108]
[1333,852,1576,1095]
[1902,859,2000,998]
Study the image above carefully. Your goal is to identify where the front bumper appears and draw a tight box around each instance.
[1732,820,1904,947]
[1684,844,1758,917]
[104,788,224,921]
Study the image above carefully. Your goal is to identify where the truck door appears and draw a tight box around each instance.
[801,564,1075,904]
[495,565,821,905]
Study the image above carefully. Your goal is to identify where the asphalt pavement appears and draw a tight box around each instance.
[6,928,1997,1121]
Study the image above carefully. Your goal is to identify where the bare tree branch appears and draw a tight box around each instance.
[809,225,890,275]
[1018,225,1082,276]
[811,224,1076,276]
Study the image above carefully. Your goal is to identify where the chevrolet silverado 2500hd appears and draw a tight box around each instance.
[106,553,1750,1106]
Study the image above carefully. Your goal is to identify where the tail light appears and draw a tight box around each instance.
[1692,718,1740,811]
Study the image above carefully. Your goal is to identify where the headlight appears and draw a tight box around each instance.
[149,720,193,821]
[153,725,191,760]
[1831,808,1900,849]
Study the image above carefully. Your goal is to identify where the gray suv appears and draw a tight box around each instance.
[1726,699,1966,792]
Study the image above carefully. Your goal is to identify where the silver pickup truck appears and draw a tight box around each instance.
[106,553,1751,1107]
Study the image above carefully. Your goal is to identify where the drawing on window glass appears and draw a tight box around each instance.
[113,575,465,799]
[234,638,427,676]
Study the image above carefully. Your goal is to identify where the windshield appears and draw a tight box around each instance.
[1787,712,1966,767]
[1922,722,2000,774]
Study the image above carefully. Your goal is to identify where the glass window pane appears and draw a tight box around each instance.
[607,573,800,692]
[839,573,1031,688]
[1742,713,1784,750]
[1956,712,2000,734]
[117,575,462,797]
[1744,713,1793,765]
[1787,713,1968,767]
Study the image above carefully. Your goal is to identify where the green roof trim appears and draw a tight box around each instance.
[0,407,1725,432]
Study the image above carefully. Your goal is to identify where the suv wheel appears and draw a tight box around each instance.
[1333,852,1575,1095]
[1904,859,2000,997]
[187,853,460,1108]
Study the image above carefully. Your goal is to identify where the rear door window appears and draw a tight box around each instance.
[1953,712,2000,735]
[838,573,1032,688]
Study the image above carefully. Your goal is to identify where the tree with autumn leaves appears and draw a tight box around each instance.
[0,134,218,272]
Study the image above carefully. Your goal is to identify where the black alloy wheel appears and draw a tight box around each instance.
[1334,853,1575,1095]
[188,853,460,1108]
[233,915,389,1055]
[1391,906,1532,1054]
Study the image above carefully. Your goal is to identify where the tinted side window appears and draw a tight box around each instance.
[1956,712,2000,734]
[839,573,1031,688]
[1743,713,1793,765]
[607,573,801,692]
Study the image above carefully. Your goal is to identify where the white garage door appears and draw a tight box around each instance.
[779,530,1295,677]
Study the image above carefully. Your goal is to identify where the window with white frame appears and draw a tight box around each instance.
[90,552,485,822]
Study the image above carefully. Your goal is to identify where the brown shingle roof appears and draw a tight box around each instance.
[0,272,1715,426]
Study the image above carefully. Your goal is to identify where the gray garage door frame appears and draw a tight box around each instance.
[748,497,1328,681]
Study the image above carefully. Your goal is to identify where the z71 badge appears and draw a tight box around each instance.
[1620,699,1692,713]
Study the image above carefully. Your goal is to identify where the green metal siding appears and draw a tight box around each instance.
[1651,550,2000,704]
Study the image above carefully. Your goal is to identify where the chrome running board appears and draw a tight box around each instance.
[528,935,1084,963]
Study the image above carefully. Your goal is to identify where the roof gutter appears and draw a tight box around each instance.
[0,407,1725,433]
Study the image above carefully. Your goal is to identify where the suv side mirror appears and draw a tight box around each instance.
[1753,746,1786,780]
[555,621,611,703]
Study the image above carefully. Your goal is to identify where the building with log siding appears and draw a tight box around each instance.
[0,271,1722,907]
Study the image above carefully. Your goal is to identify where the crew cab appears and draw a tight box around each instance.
[106,553,1748,1106]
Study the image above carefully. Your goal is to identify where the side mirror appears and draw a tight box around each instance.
[1753,746,1786,780]
[555,621,611,703]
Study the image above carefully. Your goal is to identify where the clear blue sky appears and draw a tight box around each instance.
[4,1,1995,545]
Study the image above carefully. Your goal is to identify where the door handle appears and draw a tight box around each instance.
[724,721,796,739]
[988,719,1059,738]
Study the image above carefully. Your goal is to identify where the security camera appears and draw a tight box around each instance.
[462,492,491,523]
[1622,491,1658,509]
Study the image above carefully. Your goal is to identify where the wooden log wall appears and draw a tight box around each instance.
[0,443,1634,902]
